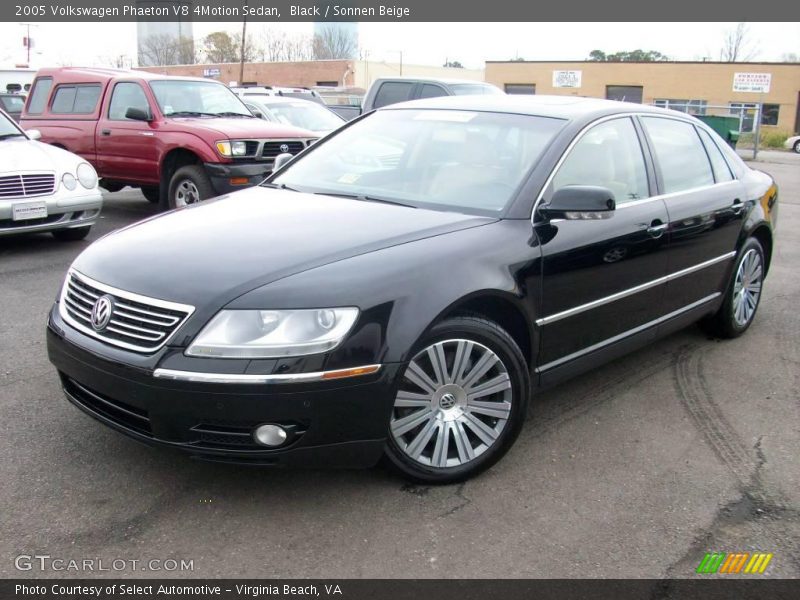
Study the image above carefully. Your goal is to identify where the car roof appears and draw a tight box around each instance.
[244,96,319,105]
[373,77,495,86]
[383,94,680,122]
[32,67,214,85]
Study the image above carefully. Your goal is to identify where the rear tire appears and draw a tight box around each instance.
[52,227,91,242]
[141,186,161,204]
[702,237,765,338]
[384,315,529,484]
[794,140,800,154]
[167,165,215,210]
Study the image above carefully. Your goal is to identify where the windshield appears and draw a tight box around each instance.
[149,80,251,117]
[0,111,24,138]
[1,95,25,111]
[272,109,565,215]
[450,84,504,96]
[262,102,344,131]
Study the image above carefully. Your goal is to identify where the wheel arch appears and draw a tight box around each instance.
[748,223,773,274]
[160,147,202,186]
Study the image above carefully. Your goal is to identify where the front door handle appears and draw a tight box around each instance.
[646,222,668,238]
[731,198,745,215]
[100,129,111,136]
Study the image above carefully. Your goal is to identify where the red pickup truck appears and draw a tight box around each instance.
[20,68,317,209]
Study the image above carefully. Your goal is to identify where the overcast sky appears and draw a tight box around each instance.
[1,22,798,69]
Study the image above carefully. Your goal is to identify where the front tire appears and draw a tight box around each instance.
[167,165,214,210]
[702,237,765,338]
[384,316,529,484]
[52,226,91,242]
[793,140,800,154]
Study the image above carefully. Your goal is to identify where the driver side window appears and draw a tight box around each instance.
[550,117,650,205]
[108,82,150,121]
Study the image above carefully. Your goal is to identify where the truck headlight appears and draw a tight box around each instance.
[76,163,98,189]
[215,140,248,157]
[186,308,359,358]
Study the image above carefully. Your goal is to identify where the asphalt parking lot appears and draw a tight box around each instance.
[1,155,798,579]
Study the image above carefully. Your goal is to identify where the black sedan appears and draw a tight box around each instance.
[47,95,778,483]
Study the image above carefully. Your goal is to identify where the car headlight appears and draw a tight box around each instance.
[215,140,248,157]
[61,172,77,191]
[76,163,97,189]
[186,308,359,358]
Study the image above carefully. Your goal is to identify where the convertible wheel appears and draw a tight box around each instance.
[385,316,529,483]
[702,237,765,338]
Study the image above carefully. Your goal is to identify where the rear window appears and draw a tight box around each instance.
[1,96,25,112]
[373,82,415,109]
[50,85,102,115]
[26,77,53,115]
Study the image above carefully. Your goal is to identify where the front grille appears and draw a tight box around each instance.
[62,376,152,437]
[60,270,195,353]
[0,173,56,198]
[261,140,306,159]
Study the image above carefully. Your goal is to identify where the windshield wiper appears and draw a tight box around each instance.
[0,133,26,140]
[214,112,256,118]
[262,182,302,192]
[314,191,416,209]
[165,111,217,118]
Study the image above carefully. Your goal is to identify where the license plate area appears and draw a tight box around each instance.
[12,201,48,221]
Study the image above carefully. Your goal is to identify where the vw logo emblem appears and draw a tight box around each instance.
[91,295,114,332]
[439,393,457,410]
[279,144,290,153]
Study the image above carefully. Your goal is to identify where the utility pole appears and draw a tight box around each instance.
[19,23,39,67]
[239,0,248,85]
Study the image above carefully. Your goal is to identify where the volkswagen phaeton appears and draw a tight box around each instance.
[47,95,778,482]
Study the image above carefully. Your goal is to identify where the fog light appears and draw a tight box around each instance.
[253,424,287,447]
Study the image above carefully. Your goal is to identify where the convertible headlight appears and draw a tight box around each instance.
[186,308,359,358]
[61,173,77,191]
[76,163,97,189]
[215,140,248,157]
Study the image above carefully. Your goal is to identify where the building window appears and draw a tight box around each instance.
[728,103,779,132]
[654,99,707,115]
[504,83,535,95]
[606,85,643,103]
[316,81,338,87]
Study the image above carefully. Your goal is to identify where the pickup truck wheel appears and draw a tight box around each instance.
[52,227,91,242]
[141,186,161,204]
[168,165,214,209]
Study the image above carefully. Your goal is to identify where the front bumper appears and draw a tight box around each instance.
[204,161,273,196]
[0,190,103,237]
[47,307,401,467]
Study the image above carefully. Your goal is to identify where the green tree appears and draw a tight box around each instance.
[588,49,670,62]
[203,31,240,63]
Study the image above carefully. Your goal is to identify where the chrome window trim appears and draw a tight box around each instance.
[531,112,739,221]
[59,269,196,353]
[535,293,721,373]
[535,251,735,327]
[152,364,382,384]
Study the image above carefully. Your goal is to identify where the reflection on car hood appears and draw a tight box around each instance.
[0,139,67,175]
[72,187,496,307]
[167,117,315,139]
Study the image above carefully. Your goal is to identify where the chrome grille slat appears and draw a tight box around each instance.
[0,173,55,198]
[59,270,195,353]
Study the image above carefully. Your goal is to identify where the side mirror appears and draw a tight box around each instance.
[272,152,294,171]
[539,185,615,220]
[251,110,264,119]
[26,129,41,141]
[125,107,152,122]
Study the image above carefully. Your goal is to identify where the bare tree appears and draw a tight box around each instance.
[138,33,179,67]
[780,52,799,63]
[175,36,197,65]
[96,54,133,69]
[720,23,759,62]
[260,28,312,62]
[312,26,358,60]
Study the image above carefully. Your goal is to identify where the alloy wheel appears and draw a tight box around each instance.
[732,248,763,327]
[390,339,513,469]
[174,179,201,207]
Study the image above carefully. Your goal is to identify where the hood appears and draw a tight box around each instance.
[0,139,78,175]
[167,117,315,140]
[72,187,495,309]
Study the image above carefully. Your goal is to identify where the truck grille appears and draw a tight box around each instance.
[0,173,56,198]
[59,270,195,353]
[261,140,307,159]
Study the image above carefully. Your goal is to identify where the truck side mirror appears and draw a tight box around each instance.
[273,152,294,171]
[125,107,152,122]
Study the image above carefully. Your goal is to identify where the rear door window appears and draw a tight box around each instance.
[26,77,53,115]
[697,128,734,183]
[49,84,102,115]
[418,84,447,100]
[373,82,415,109]
[641,117,715,194]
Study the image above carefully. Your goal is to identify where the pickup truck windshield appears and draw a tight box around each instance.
[149,81,252,118]
[272,108,565,215]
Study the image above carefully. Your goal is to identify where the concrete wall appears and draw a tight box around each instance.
[486,61,800,133]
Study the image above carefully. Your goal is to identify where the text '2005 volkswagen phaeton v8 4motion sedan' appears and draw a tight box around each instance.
[47,95,778,483]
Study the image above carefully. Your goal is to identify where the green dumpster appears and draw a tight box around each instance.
[695,115,740,149]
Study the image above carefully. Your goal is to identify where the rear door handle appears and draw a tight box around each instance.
[646,222,668,238]
[101,129,111,136]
